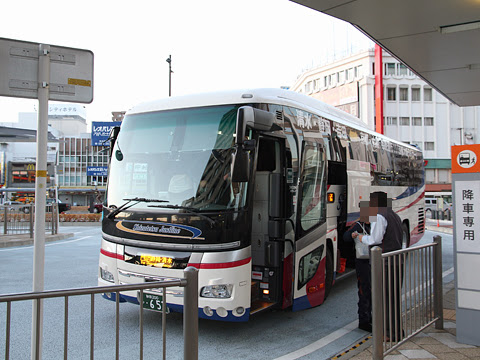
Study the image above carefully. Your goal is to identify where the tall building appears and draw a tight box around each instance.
[291,48,480,199]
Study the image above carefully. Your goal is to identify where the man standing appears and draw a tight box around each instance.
[357,191,403,342]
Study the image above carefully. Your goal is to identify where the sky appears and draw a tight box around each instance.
[0,0,373,129]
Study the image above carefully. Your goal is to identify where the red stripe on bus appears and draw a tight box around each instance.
[100,248,124,260]
[188,257,251,269]
[397,192,425,213]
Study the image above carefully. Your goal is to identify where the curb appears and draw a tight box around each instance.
[0,232,75,248]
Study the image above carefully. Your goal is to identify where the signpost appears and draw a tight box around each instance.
[0,37,93,359]
[451,144,480,346]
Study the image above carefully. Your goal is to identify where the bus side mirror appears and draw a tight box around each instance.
[231,147,250,182]
[109,126,121,159]
[235,106,280,146]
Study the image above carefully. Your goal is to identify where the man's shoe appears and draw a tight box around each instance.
[359,322,372,332]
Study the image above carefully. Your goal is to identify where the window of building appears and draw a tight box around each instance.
[387,87,396,101]
[424,88,432,101]
[346,68,353,81]
[323,76,328,88]
[413,117,422,126]
[338,70,345,83]
[305,82,312,93]
[424,117,434,126]
[399,64,408,76]
[399,87,409,101]
[386,117,398,125]
[355,65,363,78]
[412,87,421,101]
[424,142,435,151]
[400,117,410,126]
[385,63,396,76]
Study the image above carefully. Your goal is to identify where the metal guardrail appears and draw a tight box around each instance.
[371,235,443,359]
[0,267,198,360]
[0,204,57,236]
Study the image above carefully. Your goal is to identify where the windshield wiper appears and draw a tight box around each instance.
[148,204,218,227]
[107,198,168,219]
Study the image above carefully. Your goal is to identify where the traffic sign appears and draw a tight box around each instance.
[0,37,93,103]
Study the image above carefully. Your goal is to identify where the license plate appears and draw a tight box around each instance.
[142,293,169,313]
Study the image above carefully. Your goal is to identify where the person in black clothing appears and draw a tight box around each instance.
[358,191,404,341]
[343,201,372,332]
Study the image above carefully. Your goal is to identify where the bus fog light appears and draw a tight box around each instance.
[200,284,233,298]
[234,307,245,316]
[203,306,213,316]
[100,267,115,283]
[216,307,228,317]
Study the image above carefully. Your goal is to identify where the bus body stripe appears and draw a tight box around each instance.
[397,192,425,213]
[188,257,251,269]
[100,248,123,260]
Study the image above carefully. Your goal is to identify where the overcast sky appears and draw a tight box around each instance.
[0,0,372,128]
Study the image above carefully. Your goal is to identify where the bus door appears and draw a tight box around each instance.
[250,136,287,314]
[293,141,329,311]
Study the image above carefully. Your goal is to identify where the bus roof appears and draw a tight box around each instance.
[127,88,420,153]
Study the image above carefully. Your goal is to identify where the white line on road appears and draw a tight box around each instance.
[274,266,455,360]
[0,236,92,252]
[274,320,358,360]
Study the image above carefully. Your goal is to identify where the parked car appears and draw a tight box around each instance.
[425,197,452,216]
[89,203,103,213]
[46,199,71,213]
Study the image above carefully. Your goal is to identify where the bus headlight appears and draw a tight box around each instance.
[200,284,233,298]
[100,267,115,283]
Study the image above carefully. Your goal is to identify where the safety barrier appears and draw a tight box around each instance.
[0,204,57,236]
[371,236,443,359]
[0,267,198,360]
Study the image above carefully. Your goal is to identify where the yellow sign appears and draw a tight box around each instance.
[140,255,173,268]
[68,78,92,87]
[36,170,48,178]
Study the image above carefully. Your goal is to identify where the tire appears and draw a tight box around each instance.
[402,222,410,249]
[324,247,334,300]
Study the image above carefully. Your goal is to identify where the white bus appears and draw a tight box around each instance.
[98,88,425,321]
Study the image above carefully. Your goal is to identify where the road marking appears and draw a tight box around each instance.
[274,320,358,360]
[274,266,454,360]
[0,236,92,252]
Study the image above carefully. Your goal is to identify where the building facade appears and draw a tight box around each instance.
[291,48,480,197]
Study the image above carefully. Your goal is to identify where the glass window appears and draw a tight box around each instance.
[424,117,434,126]
[386,117,397,126]
[298,246,324,289]
[399,87,409,101]
[413,117,422,126]
[385,63,396,76]
[300,143,326,231]
[424,88,432,101]
[400,117,410,126]
[424,142,435,151]
[355,65,363,78]
[387,87,396,101]
[412,88,421,101]
[399,64,408,76]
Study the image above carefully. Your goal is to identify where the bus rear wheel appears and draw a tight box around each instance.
[324,248,334,300]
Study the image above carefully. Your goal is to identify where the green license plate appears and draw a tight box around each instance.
[142,293,169,313]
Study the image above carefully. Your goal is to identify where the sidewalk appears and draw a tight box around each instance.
[0,229,74,248]
[333,219,480,360]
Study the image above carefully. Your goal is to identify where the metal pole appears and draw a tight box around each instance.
[433,236,444,329]
[371,246,384,360]
[167,55,172,97]
[31,43,50,360]
[183,267,198,360]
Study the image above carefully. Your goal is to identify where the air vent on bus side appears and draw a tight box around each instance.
[276,110,283,122]
[418,208,425,233]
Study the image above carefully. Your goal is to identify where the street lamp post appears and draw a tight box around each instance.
[166,55,173,97]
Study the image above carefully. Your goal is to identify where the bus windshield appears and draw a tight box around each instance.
[107,105,248,212]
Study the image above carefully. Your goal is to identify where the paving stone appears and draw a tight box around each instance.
[397,342,422,350]
[399,349,437,359]
[420,344,456,354]
[384,355,409,360]
[456,348,480,357]
[428,333,476,349]
[434,353,468,360]
[412,336,443,346]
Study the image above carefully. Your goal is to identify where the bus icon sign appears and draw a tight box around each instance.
[457,150,476,169]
